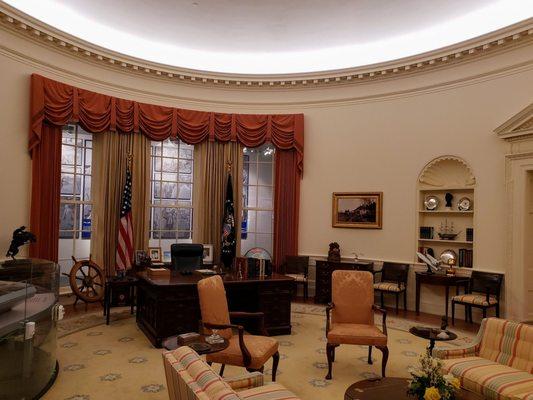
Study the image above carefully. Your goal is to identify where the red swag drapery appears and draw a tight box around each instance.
[29,74,304,265]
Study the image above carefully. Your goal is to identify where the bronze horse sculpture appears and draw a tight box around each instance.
[6,226,36,260]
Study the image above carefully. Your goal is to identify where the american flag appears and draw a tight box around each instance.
[116,165,133,271]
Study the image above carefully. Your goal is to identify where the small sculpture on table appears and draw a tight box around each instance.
[5,226,36,262]
[328,242,341,263]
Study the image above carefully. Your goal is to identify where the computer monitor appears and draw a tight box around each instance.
[170,243,204,271]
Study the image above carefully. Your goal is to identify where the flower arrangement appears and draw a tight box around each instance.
[407,353,460,400]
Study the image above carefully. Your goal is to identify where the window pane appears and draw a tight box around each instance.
[81,205,92,239]
[179,159,193,174]
[258,163,273,186]
[60,203,76,231]
[160,182,178,200]
[243,162,250,185]
[178,208,192,231]
[162,157,178,172]
[179,173,192,182]
[62,145,75,165]
[257,211,273,234]
[258,146,275,162]
[257,186,272,209]
[247,163,257,186]
[241,233,255,255]
[178,231,192,240]
[243,148,257,162]
[179,147,193,159]
[83,176,91,201]
[84,148,92,174]
[163,143,179,157]
[245,210,257,233]
[255,234,273,255]
[178,183,192,201]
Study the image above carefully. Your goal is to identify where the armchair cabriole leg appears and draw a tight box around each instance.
[403,291,407,312]
[377,346,389,377]
[367,346,373,364]
[272,351,279,382]
[325,343,335,380]
[451,301,456,325]
[219,364,225,376]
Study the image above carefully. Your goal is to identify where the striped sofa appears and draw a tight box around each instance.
[163,346,300,400]
[435,318,533,400]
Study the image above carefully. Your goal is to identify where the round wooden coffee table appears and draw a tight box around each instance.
[345,377,409,400]
[409,326,457,355]
[345,378,483,400]
[162,334,229,355]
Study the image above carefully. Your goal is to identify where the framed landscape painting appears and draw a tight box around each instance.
[332,192,383,229]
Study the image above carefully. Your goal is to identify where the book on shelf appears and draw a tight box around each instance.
[466,228,474,242]
[419,226,434,239]
[458,248,473,268]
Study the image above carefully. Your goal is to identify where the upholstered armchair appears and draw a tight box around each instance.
[197,275,280,381]
[325,270,388,380]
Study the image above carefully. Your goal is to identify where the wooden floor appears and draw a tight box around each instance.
[59,293,481,334]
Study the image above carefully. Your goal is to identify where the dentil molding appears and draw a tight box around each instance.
[0,3,532,89]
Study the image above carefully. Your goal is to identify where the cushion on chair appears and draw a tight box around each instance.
[331,271,374,325]
[285,273,307,282]
[373,282,405,292]
[452,294,498,306]
[206,334,279,370]
[327,323,387,346]
[239,383,300,399]
[478,318,533,373]
[197,275,233,339]
[442,356,533,400]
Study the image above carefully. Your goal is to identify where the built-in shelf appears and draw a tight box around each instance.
[419,187,475,192]
[418,238,474,245]
[418,210,474,214]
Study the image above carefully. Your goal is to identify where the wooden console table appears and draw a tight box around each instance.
[415,272,469,318]
[136,271,294,347]
[314,260,374,304]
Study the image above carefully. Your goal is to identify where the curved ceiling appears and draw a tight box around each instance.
[4,0,533,74]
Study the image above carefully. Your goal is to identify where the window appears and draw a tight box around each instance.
[149,138,194,253]
[58,124,93,286]
[241,144,275,256]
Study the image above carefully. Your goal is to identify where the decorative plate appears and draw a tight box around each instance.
[457,197,471,211]
[424,196,439,211]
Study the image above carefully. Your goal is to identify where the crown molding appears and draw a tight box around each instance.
[0,3,532,89]
[494,103,533,141]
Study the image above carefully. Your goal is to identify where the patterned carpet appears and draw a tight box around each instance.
[44,305,475,400]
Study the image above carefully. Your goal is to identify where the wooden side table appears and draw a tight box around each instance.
[103,276,137,325]
[415,272,469,318]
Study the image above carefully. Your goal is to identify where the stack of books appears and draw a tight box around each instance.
[466,228,474,242]
[419,226,434,239]
[235,257,272,278]
[458,249,473,268]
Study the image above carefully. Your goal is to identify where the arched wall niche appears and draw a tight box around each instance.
[418,155,476,188]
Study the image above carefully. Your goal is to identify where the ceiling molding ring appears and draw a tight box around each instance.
[418,155,476,188]
[0,5,532,89]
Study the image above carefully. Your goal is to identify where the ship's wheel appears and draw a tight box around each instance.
[66,257,105,306]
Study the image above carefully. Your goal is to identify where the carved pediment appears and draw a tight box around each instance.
[494,103,533,141]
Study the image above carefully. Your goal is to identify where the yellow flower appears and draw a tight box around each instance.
[450,378,460,389]
[424,386,441,400]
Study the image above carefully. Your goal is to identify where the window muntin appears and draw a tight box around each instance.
[149,139,194,252]
[241,144,275,256]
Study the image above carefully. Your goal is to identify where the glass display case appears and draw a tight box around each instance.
[0,258,59,400]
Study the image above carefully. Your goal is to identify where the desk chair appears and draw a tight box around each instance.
[197,275,280,381]
[325,270,388,379]
[170,243,203,271]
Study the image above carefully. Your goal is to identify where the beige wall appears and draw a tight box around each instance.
[1,28,532,314]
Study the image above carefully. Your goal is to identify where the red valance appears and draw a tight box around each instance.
[30,74,304,172]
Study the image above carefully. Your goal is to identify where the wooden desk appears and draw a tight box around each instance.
[136,271,294,347]
[314,260,374,304]
[415,272,469,318]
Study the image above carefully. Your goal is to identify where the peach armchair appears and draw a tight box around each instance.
[325,270,389,380]
[197,275,280,381]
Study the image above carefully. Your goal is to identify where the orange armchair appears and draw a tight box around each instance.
[197,275,280,381]
[325,270,389,380]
